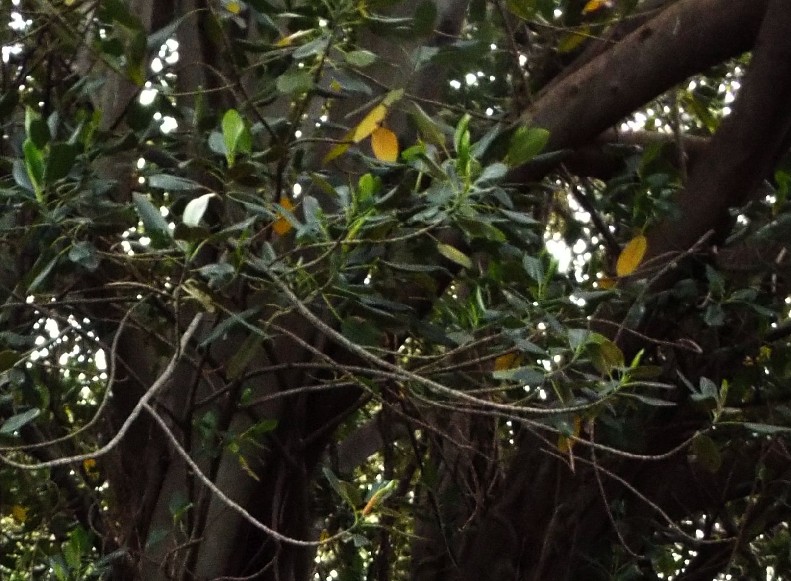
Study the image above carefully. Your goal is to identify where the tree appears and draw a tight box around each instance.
[2,0,791,579]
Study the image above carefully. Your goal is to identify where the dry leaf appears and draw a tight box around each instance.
[494,352,520,372]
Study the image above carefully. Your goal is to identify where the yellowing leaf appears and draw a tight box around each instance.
[437,242,473,269]
[616,235,648,277]
[582,0,611,14]
[273,197,295,236]
[225,0,242,14]
[494,352,520,372]
[557,416,581,454]
[557,30,588,54]
[83,458,99,479]
[275,30,312,47]
[352,104,387,143]
[370,127,399,162]
[11,505,27,523]
[597,275,616,289]
[323,130,354,165]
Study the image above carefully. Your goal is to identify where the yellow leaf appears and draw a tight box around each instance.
[494,352,520,372]
[273,197,295,236]
[11,505,27,523]
[370,127,399,162]
[225,0,243,14]
[616,235,647,277]
[582,0,611,14]
[352,104,387,143]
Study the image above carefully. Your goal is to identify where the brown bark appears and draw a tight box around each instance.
[507,0,768,184]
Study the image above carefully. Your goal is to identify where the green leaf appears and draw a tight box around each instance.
[410,102,447,147]
[437,242,472,269]
[182,193,217,227]
[345,49,377,68]
[743,422,791,434]
[0,350,21,372]
[691,434,721,473]
[46,143,79,182]
[523,255,544,282]
[148,174,202,191]
[0,408,40,434]
[341,317,382,347]
[23,139,45,199]
[506,0,536,20]
[132,192,172,247]
[493,365,545,384]
[507,126,550,167]
[413,1,438,36]
[222,109,251,167]
[68,241,100,271]
[275,70,314,94]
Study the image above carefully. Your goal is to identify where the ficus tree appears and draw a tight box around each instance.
[2,0,791,580]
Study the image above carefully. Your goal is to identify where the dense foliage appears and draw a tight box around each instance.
[2,0,791,579]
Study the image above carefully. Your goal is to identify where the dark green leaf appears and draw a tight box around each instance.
[0,408,40,434]
[132,192,172,246]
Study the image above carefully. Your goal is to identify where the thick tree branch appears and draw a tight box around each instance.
[646,0,791,261]
[507,0,768,184]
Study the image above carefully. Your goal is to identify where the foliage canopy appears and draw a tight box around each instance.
[2,0,791,580]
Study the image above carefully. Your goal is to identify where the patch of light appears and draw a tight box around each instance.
[490,43,497,51]
[136,157,146,170]
[294,129,303,138]
[95,349,107,371]
[546,235,572,273]
[292,183,303,197]
[160,116,178,133]
[449,79,461,90]
[485,107,494,116]
[318,18,329,27]
[139,236,151,246]
[9,12,31,31]
[722,106,731,116]
[2,44,22,63]
[45,319,60,339]
[518,54,527,67]
[151,57,164,74]
[139,87,157,106]
[465,73,477,86]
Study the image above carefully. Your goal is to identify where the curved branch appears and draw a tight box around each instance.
[508,0,768,184]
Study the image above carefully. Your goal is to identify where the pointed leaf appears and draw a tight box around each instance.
[0,408,40,434]
[437,243,472,269]
[507,126,550,167]
[616,235,647,277]
[352,104,387,143]
[183,193,217,227]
